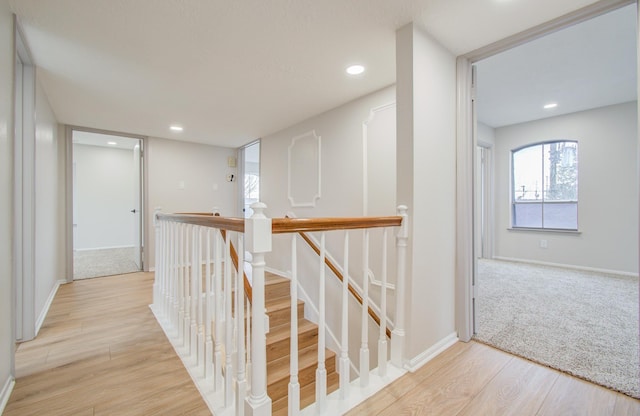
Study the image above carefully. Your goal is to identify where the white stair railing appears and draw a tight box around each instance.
[151,203,408,416]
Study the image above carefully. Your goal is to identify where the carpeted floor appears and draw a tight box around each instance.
[74,247,140,280]
[475,259,639,398]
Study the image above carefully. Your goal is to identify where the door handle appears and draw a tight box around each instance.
[131,209,137,213]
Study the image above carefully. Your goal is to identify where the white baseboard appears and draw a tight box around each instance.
[405,332,459,372]
[0,375,15,414]
[492,256,639,278]
[35,279,65,336]
[74,245,134,252]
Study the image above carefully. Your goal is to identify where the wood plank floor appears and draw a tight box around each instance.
[4,272,210,416]
[5,271,639,415]
[346,341,640,416]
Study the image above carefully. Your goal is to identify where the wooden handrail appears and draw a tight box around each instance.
[272,216,402,234]
[157,212,245,232]
[297,230,392,339]
[159,212,401,234]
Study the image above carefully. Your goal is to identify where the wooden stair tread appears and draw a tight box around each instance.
[266,296,304,310]
[262,272,341,413]
[267,319,317,344]
[266,319,319,362]
[267,344,336,385]
[265,272,289,284]
[272,370,340,415]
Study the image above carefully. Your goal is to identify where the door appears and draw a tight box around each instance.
[133,141,143,269]
[240,140,260,218]
[72,130,143,279]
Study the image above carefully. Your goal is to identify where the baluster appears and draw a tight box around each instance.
[190,225,198,359]
[214,229,223,391]
[197,227,205,372]
[391,205,408,368]
[236,235,247,416]
[360,229,370,387]
[183,225,191,351]
[224,231,234,407]
[244,202,272,416]
[178,223,185,345]
[205,228,213,378]
[378,228,388,376]
[170,222,177,332]
[316,232,327,413]
[183,224,192,350]
[339,231,350,399]
[288,234,300,416]
[163,220,170,319]
[246,285,252,394]
[153,208,161,309]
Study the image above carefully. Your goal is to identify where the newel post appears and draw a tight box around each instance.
[245,202,273,416]
[391,205,408,368]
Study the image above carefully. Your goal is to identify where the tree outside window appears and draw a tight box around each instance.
[512,141,578,230]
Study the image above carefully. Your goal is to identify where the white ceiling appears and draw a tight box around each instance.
[9,0,616,148]
[476,3,637,128]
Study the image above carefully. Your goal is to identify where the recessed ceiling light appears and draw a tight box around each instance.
[543,103,558,109]
[170,125,184,132]
[346,65,365,75]
[107,141,117,145]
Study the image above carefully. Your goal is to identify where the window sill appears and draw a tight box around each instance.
[508,227,582,235]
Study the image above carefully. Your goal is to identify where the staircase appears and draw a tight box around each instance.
[264,272,340,415]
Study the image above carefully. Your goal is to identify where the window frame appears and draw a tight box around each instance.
[511,140,578,231]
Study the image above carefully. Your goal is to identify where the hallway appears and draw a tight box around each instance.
[4,272,209,415]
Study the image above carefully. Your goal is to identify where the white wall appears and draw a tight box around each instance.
[477,122,496,146]
[397,23,457,363]
[146,137,237,269]
[34,74,65,328]
[260,85,396,372]
[494,102,638,274]
[73,144,135,250]
[0,0,15,409]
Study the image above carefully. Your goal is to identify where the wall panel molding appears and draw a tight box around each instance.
[288,130,321,207]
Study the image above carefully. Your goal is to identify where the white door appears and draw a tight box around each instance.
[240,141,260,218]
[132,141,143,269]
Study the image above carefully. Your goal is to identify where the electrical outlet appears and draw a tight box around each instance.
[539,239,548,249]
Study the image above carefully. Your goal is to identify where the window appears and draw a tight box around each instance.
[512,141,578,230]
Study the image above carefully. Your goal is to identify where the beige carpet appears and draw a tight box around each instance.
[474,259,639,398]
[74,247,140,280]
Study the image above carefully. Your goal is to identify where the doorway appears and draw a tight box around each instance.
[71,130,144,279]
[239,140,260,218]
[466,1,639,397]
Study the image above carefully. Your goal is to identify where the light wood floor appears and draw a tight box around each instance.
[4,272,210,416]
[347,341,640,416]
[5,272,639,416]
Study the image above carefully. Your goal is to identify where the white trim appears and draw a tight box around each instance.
[287,130,321,207]
[404,332,459,372]
[74,245,135,252]
[149,266,156,272]
[455,0,638,350]
[455,56,475,343]
[362,101,396,216]
[300,362,406,416]
[492,256,639,278]
[35,279,65,335]
[0,375,16,414]
[462,0,635,62]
